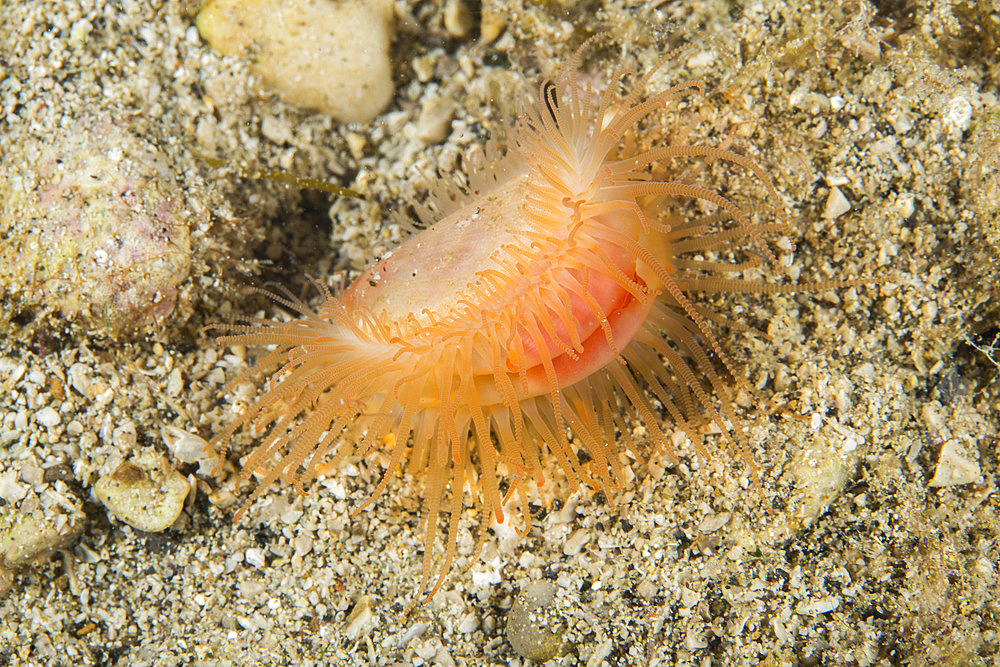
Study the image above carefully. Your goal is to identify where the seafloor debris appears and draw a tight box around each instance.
[162,425,220,476]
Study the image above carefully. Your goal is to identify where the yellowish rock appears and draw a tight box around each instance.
[479,6,507,44]
[95,453,189,532]
[443,0,473,38]
[197,0,395,123]
[0,494,86,597]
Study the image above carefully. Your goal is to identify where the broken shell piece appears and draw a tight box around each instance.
[823,186,851,219]
[345,595,375,640]
[479,6,506,44]
[162,425,221,475]
[922,400,987,488]
[95,453,189,532]
[929,439,982,487]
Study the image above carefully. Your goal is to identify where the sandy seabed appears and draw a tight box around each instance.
[1,0,999,665]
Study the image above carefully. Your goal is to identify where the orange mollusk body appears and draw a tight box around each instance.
[213,43,785,602]
[342,170,658,401]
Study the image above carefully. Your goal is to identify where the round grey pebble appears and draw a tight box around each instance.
[506,581,566,662]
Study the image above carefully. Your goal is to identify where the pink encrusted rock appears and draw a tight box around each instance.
[0,122,192,338]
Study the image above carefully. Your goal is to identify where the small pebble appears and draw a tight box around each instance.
[34,407,60,428]
[413,640,438,661]
[443,0,473,38]
[292,534,313,557]
[0,472,27,505]
[165,367,184,397]
[19,461,43,486]
[587,640,614,667]
[482,615,496,634]
[680,587,700,608]
[687,50,715,69]
[397,620,428,648]
[636,579,658,601]
[782,423,863,537]
[162,425,219,475]
[416,96,456,145]
[698,511,732,534]
[457,612,479,634]
[479,7,506,43]
[562,528,589,556]
[795,595,841,616]
[923,401,985,487]
[823,186,851,219]
[345,595,375,640]
[239,579,267,599]
[346,132,367,160]
[244,547,267,568]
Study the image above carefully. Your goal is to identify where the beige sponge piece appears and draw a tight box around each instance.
[197,0,395,124]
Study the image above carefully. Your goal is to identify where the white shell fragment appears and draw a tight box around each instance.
[506,581,565,662]
[345,595,375,640]
[823,186,852,219]
[795,595,841,616]
[0,470,28,505]
[698,511,732,534]
[929,439,982,487]
[562,528,589,556]
[35,407,61,428]
[162,425,221,476]
[923,401,985,488]
[95,452,189,532]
